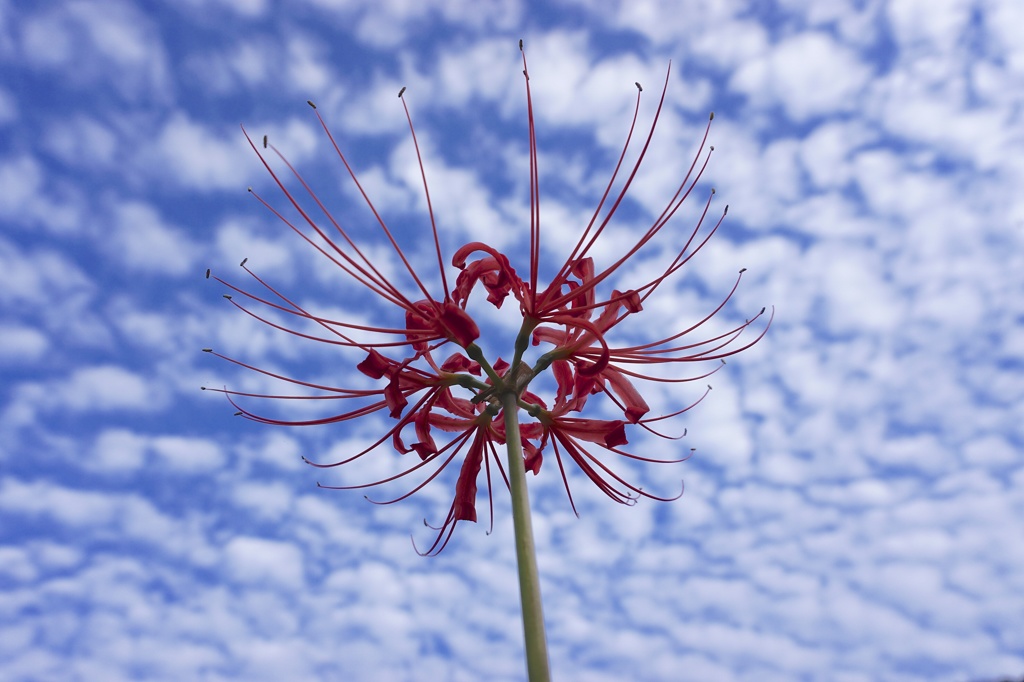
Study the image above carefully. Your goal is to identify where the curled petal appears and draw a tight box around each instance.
[548,314,611,377]
[455,256,513,308]
[411,405,439,459]
[384,374,408,418]
[552,359,575,410]
[604,366,650,423]
[523,439,543,475]
[615,289,643,314]
[451,242,526,307]
[440,352,480,375]
[438,301,481,347]
[567,258,596,317]
[405,299,481,349]
[492,357,510,376]
[433,387,477,420]
[532,325,571,347]
[552,417,628,449]
[405,302,435,351]
[357,349,392,379]
[452,433,486,523]
[518,421,544,440]
[570,256,595,282]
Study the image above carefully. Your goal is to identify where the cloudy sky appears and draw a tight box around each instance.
[2,0,1023,680]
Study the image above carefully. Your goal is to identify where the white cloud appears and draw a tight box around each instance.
[0,155,83,233]
[231,481,294,520]
[800,120,874,190]
[212,217,294,276]
[0,324,49,363]
[0,546,37,582]
[43,115,119,167]
[283,34,334,95]
[151,435,226,473]
[109,201,196,276]
[334,0,522,49]
[985,0,1024,71]
[0,478,118,527]
[108,305,182,354]
[91,428,147,472]
[61,365,153,413]
[240,431,305,471]
[168,0,270,17]
[224,536,305,588]
[215,0,270,16]
[886,0,970,54]
[89,429,226,474]
[18,1,172,102]
[153,114,252,191]
[0,86,17,124]
[0,156,43,221]
[567,0,759,63]
[963,434,1017,467]
[730,31,872,121]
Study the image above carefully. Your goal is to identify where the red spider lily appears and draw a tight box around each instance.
[202,43,769,554]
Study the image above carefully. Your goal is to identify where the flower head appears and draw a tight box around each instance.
[203,44,770,554]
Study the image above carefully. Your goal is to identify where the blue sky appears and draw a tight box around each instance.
[2,1,1023,680]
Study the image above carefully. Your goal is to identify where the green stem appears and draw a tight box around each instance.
[500,390,551,682]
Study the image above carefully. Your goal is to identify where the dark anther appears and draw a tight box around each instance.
[519,39,523,50]
[234,411,242,416]
[710,145,715,151]
[223,294,232,300]
[724,205,729,215]
[739,267,747,273]
[202,348,212,353]
[760,307,766,315]
[709,112,715,120]
[307,100,316,109]
[262,135,267,149]
[205,268,210,279]
[247,186,252,192]
[200,386,206,390]
[635,82,642,92]
[398,86,406,98]
[240,258,248,267]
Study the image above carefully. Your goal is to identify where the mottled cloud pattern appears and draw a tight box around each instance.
[1,1,1022,681]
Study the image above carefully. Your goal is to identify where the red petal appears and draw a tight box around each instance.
[440,352,480,375]
[384,376,408,418]
[451,242,525,308]
[452,435,485,522]
[523,439,543,475]
[438,302,480,347]
[605,367,650,423]
[357,349,392,379]
[411,406,438,459]
[552,359,575,409]
[556,417,628,448]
